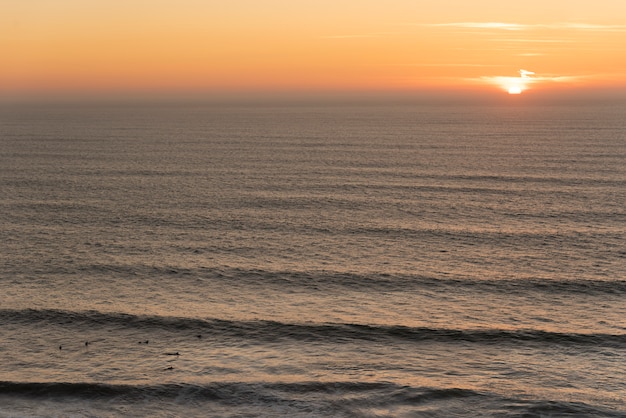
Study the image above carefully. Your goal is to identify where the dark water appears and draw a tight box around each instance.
[1,102,625,417]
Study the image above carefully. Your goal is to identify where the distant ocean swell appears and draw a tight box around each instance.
[3,309,625,348]
[0,381,624,417]
[8,265,626,295]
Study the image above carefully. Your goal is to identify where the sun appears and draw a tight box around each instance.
[508,85,522,95]
[491,69,535,95]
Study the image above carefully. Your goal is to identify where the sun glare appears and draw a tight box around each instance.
[497,70,535,95]
[508,85,522,94]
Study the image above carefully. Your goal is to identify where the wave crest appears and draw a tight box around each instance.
[2,308,625,348]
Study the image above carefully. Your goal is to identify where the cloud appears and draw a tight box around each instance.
[324,22,626,41]
[425,22,626,32]
[547,23,626,32]
[429,22,525,31]
[474,70,588,89]
[490,38,574,43]
[320,32,395,39]
[405,63,506,67]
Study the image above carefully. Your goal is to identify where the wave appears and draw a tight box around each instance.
[0,380,623,417]
[409,173,626,188]
[0,380,392,400]
[59,264,626,296]
[3,308,625,348]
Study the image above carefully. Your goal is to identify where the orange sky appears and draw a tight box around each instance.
[2,0,626,98]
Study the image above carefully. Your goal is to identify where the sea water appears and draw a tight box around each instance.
[1,101,625,417]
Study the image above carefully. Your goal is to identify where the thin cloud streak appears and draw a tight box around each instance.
[406,63,506,67]
[429,22,525,31]
[490,39,575,43]
[425,22,626,32]
[323,21,626,40]
[320,32,396,39]
[474,72,602,88]
[547,23,626,32]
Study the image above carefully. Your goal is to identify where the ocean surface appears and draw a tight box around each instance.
[1,101,625,417]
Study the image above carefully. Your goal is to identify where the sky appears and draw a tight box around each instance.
[2,0,626,100]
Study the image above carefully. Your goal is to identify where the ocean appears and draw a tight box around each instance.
[1,101,625,417]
